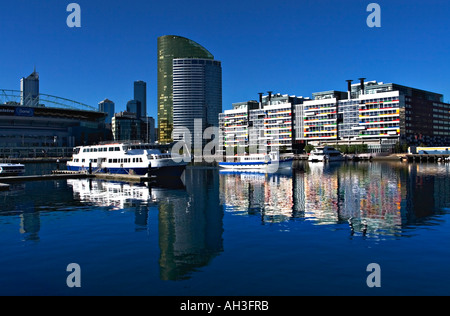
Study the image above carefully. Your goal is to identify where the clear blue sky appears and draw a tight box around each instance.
[1,0,450,124]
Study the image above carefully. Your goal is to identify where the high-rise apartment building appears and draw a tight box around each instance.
[172,58,222,149]
[157,35,215,143]
[296,79,450,151]
[219,93,307,156]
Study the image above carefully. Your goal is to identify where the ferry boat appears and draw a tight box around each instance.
[0,163,25,177]
[308,146,345,162]
[67,143,188,177]
[218,151,293,172]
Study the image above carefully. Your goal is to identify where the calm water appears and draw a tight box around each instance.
[1,161,450,296]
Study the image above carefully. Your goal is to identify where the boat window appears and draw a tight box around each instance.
[82,159,85,163]
[113,159,118,163]
[108,159,112,163]
[140,158,143,162]
[114,147,120,151]
[109,147,114,152]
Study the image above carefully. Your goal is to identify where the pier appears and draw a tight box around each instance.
[404,154,450,163]
[0,171,159,187]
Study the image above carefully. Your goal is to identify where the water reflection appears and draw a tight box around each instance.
[158,169,223,280]
[220,162,450,237]
[67,169,224,281]
[219,170,295,223]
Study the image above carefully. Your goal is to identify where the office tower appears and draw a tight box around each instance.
[157,35,215,143]
[146,116,156,143]
[172,58,222,149]
[98,99,115,124]
[134,80,147,119]
[112,111,144,142]
[126,99,142,119]
[20,69,39,107]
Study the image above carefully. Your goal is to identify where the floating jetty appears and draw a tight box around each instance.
[0,170,160,186]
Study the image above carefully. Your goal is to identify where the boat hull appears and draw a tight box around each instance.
[219,158,293,172]
[308,155,345,162]
[67,164,186,177]
[0,164,25,177]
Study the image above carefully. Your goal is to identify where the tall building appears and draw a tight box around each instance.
[146,116,156,143]
[172,58,222,149]
[98,99,115,124]
[157,35,215,143]
[134,80,147,119]
[296,79,450,151]
[126,99,142,119]
[20,69,39,107]
[112,112,146,142]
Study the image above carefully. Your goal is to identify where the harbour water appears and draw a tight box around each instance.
[1,161,450,296]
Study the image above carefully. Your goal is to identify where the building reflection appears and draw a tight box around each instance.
[158,168,224,280]
[67,174,224,281]
[219,170,295,223]
[219,161,450,236]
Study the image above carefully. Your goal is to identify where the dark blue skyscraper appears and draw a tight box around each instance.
[134,81,147,119]
[126,99,141,118]
[98,99,115,124]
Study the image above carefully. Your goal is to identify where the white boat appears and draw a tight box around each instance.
[218,151,293,173]
[308,146,345,162]
[66,143,188,177]
[0,163,25,176]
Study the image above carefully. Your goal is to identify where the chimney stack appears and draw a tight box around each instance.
[359,78,366,95]
[267,91,272,105]
[346,80,353,99]
[258,92,264,109]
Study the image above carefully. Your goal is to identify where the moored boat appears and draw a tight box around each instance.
[218,151,293,173]
[66,143,188,177]
[0,163,26,177]
[308,146,345,162]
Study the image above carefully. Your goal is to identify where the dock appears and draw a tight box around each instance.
[0,170,158,185]
[0,173,93,183]
[404,154,450,163]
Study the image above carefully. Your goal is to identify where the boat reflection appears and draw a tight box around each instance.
[68,169,224,281]
[220,161,450,237]
[67,178,184,210]
[219,169,295,223]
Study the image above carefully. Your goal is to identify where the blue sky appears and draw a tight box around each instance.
[1,0,450,123]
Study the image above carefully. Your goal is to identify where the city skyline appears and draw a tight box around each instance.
[1,0,450,126]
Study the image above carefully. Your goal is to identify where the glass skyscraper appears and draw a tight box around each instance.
[133,80,147,119]
[98,99,115,124]
[157,35,216,143]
